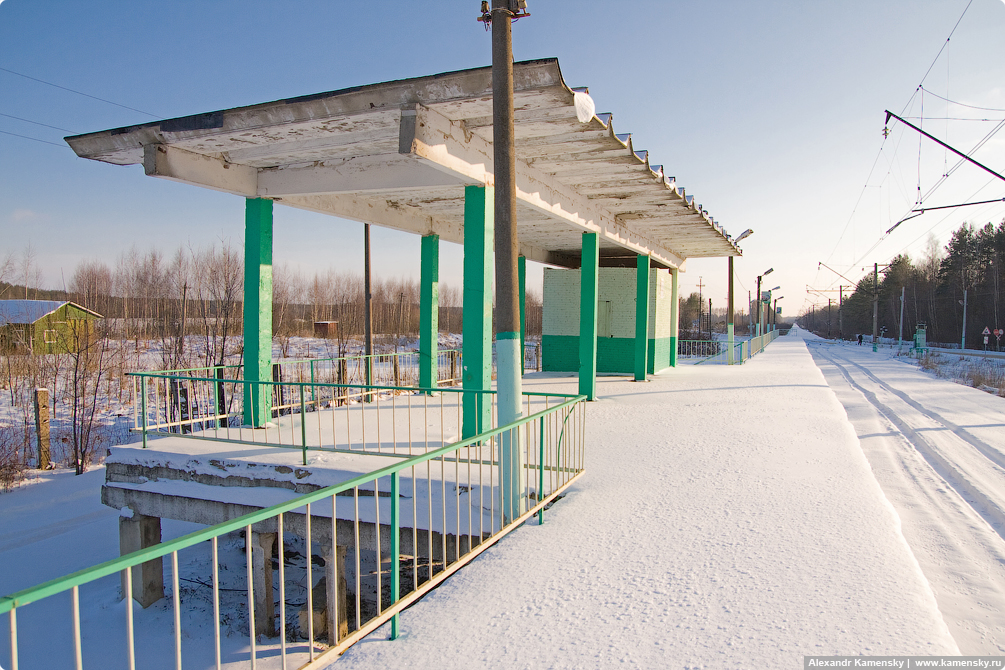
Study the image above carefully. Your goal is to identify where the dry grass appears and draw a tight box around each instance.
[918,353,1005,397]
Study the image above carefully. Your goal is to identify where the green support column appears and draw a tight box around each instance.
[243,198,273,426]
[419,234,439,392]
[579,232,599,400]
[462,186,493,439]
[669,266,680,367]
[634,255,650,381]
[518,255,526,375]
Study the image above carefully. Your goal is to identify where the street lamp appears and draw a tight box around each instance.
[755,268,773,337]
[727,229,754,364]
[774,296,784,331]
[767,286,781,331]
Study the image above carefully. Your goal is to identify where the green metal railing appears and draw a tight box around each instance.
[130,370,566,467]
[2,387,586,670]
[686,328,787,366]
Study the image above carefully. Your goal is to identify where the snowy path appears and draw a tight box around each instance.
[334,329,958,668]
[808,337,1005,654]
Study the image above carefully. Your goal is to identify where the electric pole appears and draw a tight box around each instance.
[482,0,529,523]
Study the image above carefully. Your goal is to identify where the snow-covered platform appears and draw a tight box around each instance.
[335,328,960,667]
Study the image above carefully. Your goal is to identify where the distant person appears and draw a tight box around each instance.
[857,334,863,346]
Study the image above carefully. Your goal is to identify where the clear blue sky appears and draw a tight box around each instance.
[3,0,1005,318]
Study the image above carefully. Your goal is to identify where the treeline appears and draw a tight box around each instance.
[3,243,544,362]
[809,221,1005,347]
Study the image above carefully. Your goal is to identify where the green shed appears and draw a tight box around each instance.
[0,300,102,354]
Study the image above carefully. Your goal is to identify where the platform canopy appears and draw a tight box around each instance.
[66,58,741,270]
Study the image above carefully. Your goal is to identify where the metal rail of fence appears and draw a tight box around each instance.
[131,351,462,432]
[690,329,787,365]
[2,387,586,670]
[130,371,566,465]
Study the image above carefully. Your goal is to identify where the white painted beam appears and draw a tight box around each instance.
[143,144,257,197]
[404,104,687,269]
[256,154,469,197]
[278,192,465,245]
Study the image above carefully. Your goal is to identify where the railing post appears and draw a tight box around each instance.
[140,376,148,449]
[390,471,400,639]
[299,385,307,466]
[538,417,545,525]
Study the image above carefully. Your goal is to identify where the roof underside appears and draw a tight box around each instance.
[66,58,741,269]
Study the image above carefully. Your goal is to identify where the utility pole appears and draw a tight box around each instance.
[483,0,529,524]
[839,286,844,341]
[962,289,968,350]
[872,262,879,352]
[697,276,704,338]
[899,286,905,348]
[827,298,832,338]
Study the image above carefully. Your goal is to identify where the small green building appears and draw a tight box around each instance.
[542,267,675,375]
[0,300,102,354]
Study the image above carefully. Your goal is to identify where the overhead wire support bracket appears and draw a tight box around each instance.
[884,110,1005,185]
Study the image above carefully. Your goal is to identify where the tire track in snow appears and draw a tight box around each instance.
[812,345,1005,543]
[809,341,1005,654]
[832,351,1005,471]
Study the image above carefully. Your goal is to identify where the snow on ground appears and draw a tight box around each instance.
[807,335,1005,653]
[334,328,957,668]
[3,328,986,668]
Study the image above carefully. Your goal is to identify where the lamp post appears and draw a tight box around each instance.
[774,296,784,331]
[729,229,754,364]
[767,286,780,332]
[755,268,774,337]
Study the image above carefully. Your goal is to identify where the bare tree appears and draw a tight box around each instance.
[70,259,113,316]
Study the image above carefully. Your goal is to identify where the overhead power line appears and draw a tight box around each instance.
[0,66,159,118]
[0,128,70,148]
[0,112,76,134]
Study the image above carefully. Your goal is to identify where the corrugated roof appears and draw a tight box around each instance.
[0,301,102,325]
[0,300,66,325]
[66,58,742,269]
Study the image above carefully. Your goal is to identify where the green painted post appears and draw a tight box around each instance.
[538,418,545,525]
[462,186,493,439]
[419,234,440,392]
[634,255,650,381]
[579,233,599,400]
[518,255,526,376]
[669,267,680,367]
[140,376,148,448]
[243,198,273,426]
[299,385,307,466]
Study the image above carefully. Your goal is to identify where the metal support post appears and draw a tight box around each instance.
[634,255,650,380]
[462,185,493,438]
[243,198,273,426]
[756,274,763,337]
[419,234,439,392]
[669,267,679,367]
[579,232,599,400]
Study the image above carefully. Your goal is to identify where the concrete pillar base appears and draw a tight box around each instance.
[119,512,164,608]
[250,531,277,638]
[297,546,347,643]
